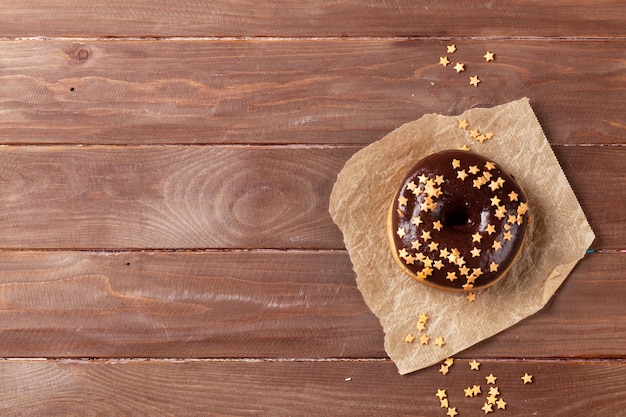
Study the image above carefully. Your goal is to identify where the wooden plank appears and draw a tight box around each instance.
[0,145,622,250]
[0,358,624,416]
[0,251,622,359]
[0,1,624,38]
[0,40,623,145]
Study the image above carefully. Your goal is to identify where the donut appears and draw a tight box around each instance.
[387,150,529,292]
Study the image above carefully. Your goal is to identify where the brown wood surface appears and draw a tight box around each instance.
[0,0,624,415]
[0,145,621,249]
[0,251,621,360]
[0,359,624,416]
[0,40,622,145]
[0,1,623,38]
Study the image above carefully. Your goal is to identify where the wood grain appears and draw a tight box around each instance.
[0,40,623,145]
[0,145,621,250]
[0,1,624,38]
[0,251,622,359]
[0,358,625,416]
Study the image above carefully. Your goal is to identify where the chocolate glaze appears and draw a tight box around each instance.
[388,150,528,291]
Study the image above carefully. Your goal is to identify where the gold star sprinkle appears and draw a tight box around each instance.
[398,248,408,259]
[434,175,445,186]
[433,220,443,231]
[472,232,482,243]
[447,44,457,54]
[404,255,415,265]
[446,271,458,282]
[476,134,487,143]
[492,240,502,251]
[464,386,475,397]
[406,181,417,192]
[490,196,501,206]
[483,51,495,62]
[421,230,432,241]
[485,132,494,140]
[397,227,406,238]
[457,170,468,181]
[453,62,465,73]
[503,231,513,241]
[485,374,497,384]
[411,216,423,226]
[459,144,471,151]
[488,386,499,396]
[486,394,498,405]
[439,364,450,375]
[472,268,483,278]
[398,195,408,207]
[469,129,480,139]
[472,385,482,395]
[445,357,454,367]
[495,206,507,220]
[411,240,421,250]
[489,262,499,272]
[452,159,461,169]
[440,398,449,408]
[468,165,480,175]
[439,247,450,258]
[459,265,470,276]
[439,56,450,67]
[518,202,529,215]
[434,336,446,348]
[481,403,493,414]
[418,313,429,324]
[428,241,440,252]
[446,407,458,417]
[458,119,469,130]
[418,174,428,184]
[404,333,415,343]
[521,373,533,384]
[470,247,481,257]
[496,398,507,410]
[469,75,480,87]
[485,161,496,170]
[416,321,426,333]
[469,359,481,370]
[485,224,496,235]
[419,333,430,345]
[435,389,447,400]
[433,260,444,270]
[508,191,519,202]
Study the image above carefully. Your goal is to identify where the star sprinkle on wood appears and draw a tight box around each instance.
[453,62,465,73]
[435,389,447,400]
[485,374,497,384]
[439,364,450,375]
[483,51,495,62]
[469,75,480,87]
[496,398,507,410]
[521,373,533,384]
[481,402,493,414]
[439,56,450,67]
[446,407,458,417]
[447,44,457,53]
[445,357,454,367]
[469,359,481,370]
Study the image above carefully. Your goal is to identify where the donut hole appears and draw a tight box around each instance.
[445,207,470,227]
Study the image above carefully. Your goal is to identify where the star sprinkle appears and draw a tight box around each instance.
[458,119,469,130]
[457,170,468,181]
[485,161,496,170]
[446,407,458,417]
[489,262,499,272]
[481,403,493,414]
[434,336,446,348]
[440,398,449,408]
[469,360,481,370]
[435,389,447,400]
[503,231,513,241]
[488,386,499,396]
[397,227,406,238]
[468,165,480,175]
[419,334,430,345]
[439,364,450,375]
[470,247,481,257]
[492,240,502,251]
[485,224,496,235]
[490,196,501,206]
[521,373,533,384]
[445,357,454,367]
[411,216,423,226]
[466,292,476,302]
[453,62,465,73]
[472,232,482,243]
[398,195,408,207]
[496,398,507,410]
[508,191,519,202]
[404,333,415,343]
[464,386,475,397]
[439,56,450,67]
[452,159,461,169]
[483,51,495,62]
[485,374,497,384]
[418,313,429,324]
[469,75,480,87]
[447,44,457,54]
[433,220,443,231]
[472,385,482,395]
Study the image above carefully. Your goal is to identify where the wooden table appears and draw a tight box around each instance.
[0,2,624,415]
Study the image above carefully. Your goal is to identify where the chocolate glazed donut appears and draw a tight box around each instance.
[387,150,529,292]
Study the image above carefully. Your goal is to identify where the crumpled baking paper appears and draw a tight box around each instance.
[329,98,594,374]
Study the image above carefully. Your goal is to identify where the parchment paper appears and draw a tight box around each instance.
[329,98,594,375]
